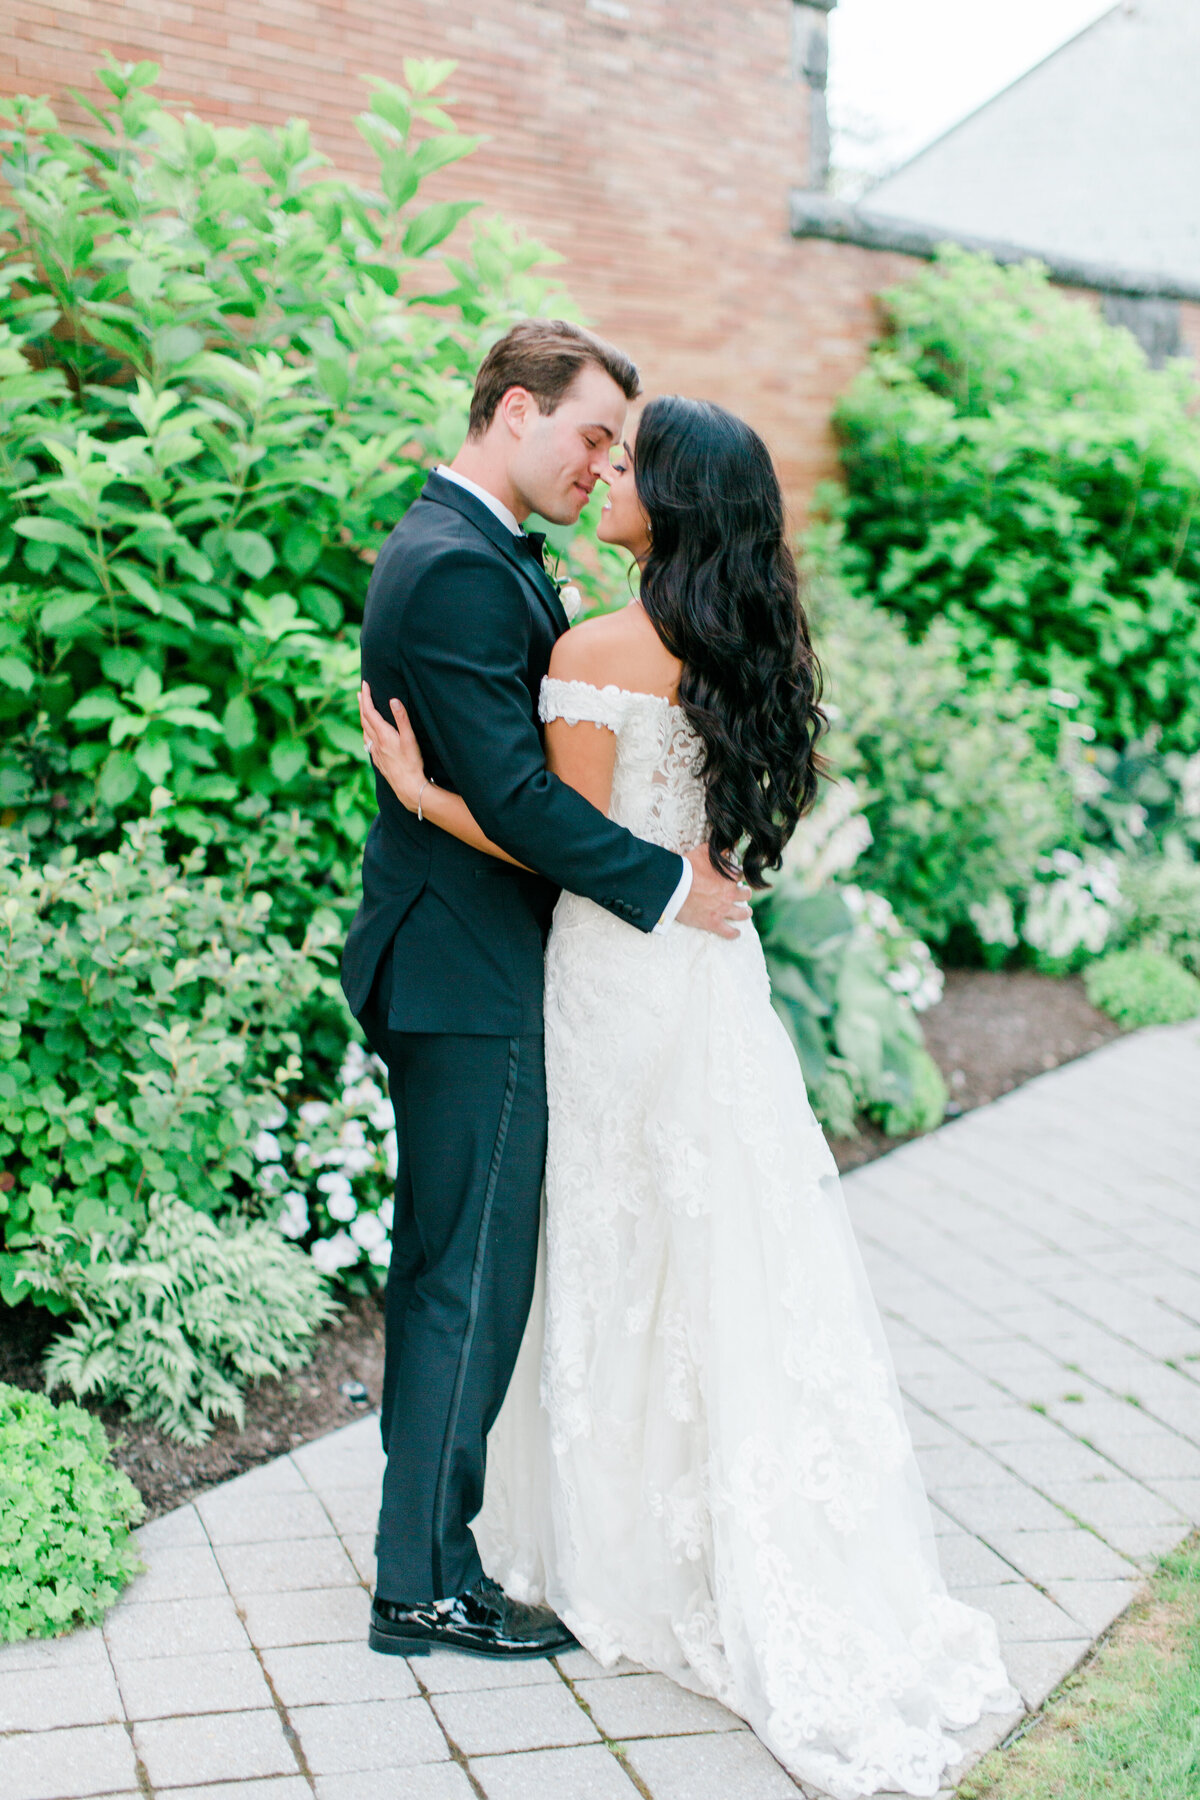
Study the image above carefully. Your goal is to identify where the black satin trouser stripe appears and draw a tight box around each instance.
[430,1036,521,1597]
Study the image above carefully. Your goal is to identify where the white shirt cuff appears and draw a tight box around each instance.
[653,856,692,933]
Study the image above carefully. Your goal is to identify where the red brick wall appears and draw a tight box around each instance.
[7,6,1188,519]
[3,0,896,521]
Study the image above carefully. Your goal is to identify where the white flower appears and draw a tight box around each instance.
[886,960,920,996]
[911,970,944,1012]
[338,1042,372,1090]
[1023,852,1120,961]
[369,1097,394,1130]
[558,583,583,623]
[368,1240,392,1268]
[350,1211,388,1251]
[379,1199,394,1230]
[865,891,896,931]
[316,1169,353,1201]
[1180,752,1200,819]
[968,894,1018,949]
[310,1231,360,1274]
[383,1130,398,1179]
[252,1130,282,1163]
[256,1163,289,1194]
[339,1119,366,1149]
[339,1146,376,1178]
[260,1099,287,1129]
[1048,688,1080,709]
[278,1190,309,1240]
[779,782,873,893]
[298,1100,330,1128]
[341,1079,381,1112]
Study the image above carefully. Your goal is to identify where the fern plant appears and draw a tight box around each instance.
[23,1195,339,1444]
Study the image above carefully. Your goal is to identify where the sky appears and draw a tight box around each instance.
[826,0,1119,193]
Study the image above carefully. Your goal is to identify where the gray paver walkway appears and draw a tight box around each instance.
[3,1021,1199,1800]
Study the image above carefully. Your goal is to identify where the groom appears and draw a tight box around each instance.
[343,319,746,1660]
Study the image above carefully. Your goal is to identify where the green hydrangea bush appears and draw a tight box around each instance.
[20,1195,339,1445]
[0,59,574,937]
[753,782,948,1139]
[1084,947,1200,1031]
[0,1380,143,1640]
[832,246,1200,751]
[1113,848,1200,975]
[0,804,340,1303]
[809,567,1077,949]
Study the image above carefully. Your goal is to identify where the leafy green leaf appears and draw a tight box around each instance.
[67,692,124,724]
[402,200,478,259]
[40,594,98,636]
[112,562,165,613]
[222,693,257,750]
[0,655,35,693]
[225,530,275,580]
[15,517,92,557]
[269,738,307,785]
[282,521,323,576]
[97,750,139,807]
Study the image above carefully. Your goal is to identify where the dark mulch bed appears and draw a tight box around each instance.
[1,969,1121,1519]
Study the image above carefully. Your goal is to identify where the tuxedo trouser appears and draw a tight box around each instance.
[361,963,547,1604]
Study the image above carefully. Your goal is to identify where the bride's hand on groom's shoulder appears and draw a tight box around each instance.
[360,681,426,810]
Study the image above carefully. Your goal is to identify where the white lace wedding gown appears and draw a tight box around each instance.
[475,678,1018,1800]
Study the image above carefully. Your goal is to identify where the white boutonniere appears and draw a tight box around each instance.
[558,583,583,624]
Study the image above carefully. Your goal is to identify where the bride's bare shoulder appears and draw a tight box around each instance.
[548,601,680,700]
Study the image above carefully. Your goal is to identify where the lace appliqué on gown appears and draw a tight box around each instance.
[477,677,1019,1799]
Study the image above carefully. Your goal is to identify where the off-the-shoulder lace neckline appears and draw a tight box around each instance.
[541,675,685,715]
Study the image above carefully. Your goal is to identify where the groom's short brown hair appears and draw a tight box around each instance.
[467,319,641,438]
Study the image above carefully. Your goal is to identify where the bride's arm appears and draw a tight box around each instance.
[542,630,618,815]
[359,683,528,868]
[360,622,619,861]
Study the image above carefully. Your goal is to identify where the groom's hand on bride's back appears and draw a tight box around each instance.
[678,847,752,940]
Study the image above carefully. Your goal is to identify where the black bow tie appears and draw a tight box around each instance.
[518,530,547,568]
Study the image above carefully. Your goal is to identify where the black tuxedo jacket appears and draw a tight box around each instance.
[341,471,683,1035]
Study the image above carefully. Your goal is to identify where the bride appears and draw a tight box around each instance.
[358,395,1018,1799]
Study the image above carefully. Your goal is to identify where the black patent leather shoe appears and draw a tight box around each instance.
[369,1575,577,1660]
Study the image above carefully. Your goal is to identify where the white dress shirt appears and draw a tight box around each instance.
[432,465,692,932]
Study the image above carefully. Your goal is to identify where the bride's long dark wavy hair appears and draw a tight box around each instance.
[633,396,826,887]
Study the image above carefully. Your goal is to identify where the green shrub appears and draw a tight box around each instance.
[1084,947,1200,1030]
[0,805,340,1301]
[0,60,578,936]
[810,565,1075,946]
[1077,733,1200,859]
[754,790,948,1138]
[1114,848,1200,975]
[22,1195,338,1444]
[0,1380,143,1640]
[832,246,1200,751]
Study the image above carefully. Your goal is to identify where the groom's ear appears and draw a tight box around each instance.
[496,385,537,440]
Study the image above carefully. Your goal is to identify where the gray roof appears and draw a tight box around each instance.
[866,0,1200,289]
